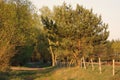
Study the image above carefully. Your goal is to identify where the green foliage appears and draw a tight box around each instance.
[111,40,120,60]
[0,0,112,72]
[40,3,109,65]
[0,1,17,72]
[0,0,39,71]
[11,46,34,66]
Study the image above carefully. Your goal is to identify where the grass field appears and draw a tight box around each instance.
[0,65,120,80]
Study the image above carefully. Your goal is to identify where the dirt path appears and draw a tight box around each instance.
[11,67,45,71]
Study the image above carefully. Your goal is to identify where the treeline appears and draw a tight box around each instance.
[0,0,40,71]
[0,0,120,72]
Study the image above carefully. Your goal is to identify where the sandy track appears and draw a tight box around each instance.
[11,67,45,71]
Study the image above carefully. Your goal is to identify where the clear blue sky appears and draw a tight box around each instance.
[30,0,120,40]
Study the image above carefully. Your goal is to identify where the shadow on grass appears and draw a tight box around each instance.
[11,66,56,80]
[23,62,51,68]
[115,70,120,75]
[0,66,56,80]
[0,72,10,80]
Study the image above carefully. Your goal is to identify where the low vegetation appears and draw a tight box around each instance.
[0,65,120,80]
[0,0,120,80]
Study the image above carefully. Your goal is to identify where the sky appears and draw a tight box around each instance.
[30,0,120,40]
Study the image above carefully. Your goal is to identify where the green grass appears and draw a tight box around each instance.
[0,65,120,80]
[35,65,120,80]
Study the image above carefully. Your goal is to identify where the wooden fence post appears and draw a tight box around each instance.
[83,57,86,69]
[113,59,115,76]
[99,57,102,74]
[91,58,94,71]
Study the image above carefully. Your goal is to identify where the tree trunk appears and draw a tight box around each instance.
[112,59,115,76]
[49,45,55,66]
[83,57,86,69]
[80,58,83,68]
[90,58,94,71]
[77,60,80,67]
[69,59,73,67]
[98,57,102,74]
[54,54,57,66]
[48,38,55,67]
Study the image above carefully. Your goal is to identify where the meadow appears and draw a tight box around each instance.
[0,65,120,80]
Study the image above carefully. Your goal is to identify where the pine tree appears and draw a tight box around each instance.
[40,3,109,67]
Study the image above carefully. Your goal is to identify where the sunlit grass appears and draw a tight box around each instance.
[35,65,120,80]
[0,65,120,80]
